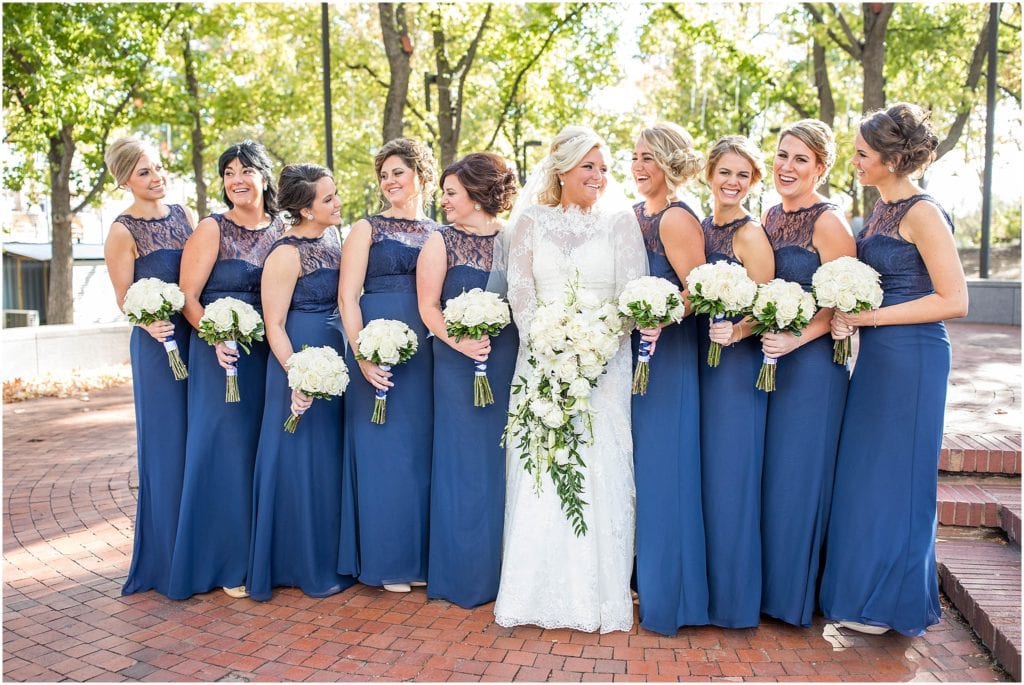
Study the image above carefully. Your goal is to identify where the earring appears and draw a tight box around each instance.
[303,212,313,220]
[559,179,565,187]
[887,165,895,173]
[473,203,481,211]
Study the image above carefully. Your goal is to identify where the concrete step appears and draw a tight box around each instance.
[936,535,1021,681]
[937,477,1021,544]
[941,433,1021,475]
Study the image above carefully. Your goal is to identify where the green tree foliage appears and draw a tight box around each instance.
[3,2,176,323]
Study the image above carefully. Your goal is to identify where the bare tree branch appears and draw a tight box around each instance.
[935,12,991,160]
[828,3,862,56]
[803,3,860,60]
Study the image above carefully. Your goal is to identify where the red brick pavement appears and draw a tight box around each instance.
[2,322,1016,682]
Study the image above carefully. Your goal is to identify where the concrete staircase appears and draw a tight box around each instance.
[936,435,1021,681]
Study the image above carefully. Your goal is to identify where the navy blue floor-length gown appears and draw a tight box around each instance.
[426,226,518,608]
[338,215,440,587]
[697,215,768,629]
[119,204,193,596]
[247,230,355,600]
[760,203,849,626]
[167,213,284,599]
[820,195,954,636]
[631,201,709,634]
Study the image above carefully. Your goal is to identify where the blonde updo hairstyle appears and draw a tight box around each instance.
[859,102,939,177]
[374,137,437,209]
[105,136,161,188]
[777,119,836,187]
[536,125,608,207]
[637,122,705,195]
[705,135,766,188]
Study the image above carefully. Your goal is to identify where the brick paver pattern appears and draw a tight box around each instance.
[2,322,1014,682]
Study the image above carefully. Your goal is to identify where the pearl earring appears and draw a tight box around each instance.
[473,203,481,211]
[559,179,564,187]
[887,165,895,173]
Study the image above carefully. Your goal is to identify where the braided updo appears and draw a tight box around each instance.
[859,102,939,177]
[440,152,518,216]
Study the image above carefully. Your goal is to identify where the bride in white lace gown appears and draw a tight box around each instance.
[493,126,650,633]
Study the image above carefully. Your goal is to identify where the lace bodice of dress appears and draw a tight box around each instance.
[506,204,648,336]
[199,213,285,308]
[119,204,192,257]
[633,201,700,287]
[763,202,836,289]
[858,194,953,306]
[364,215,441,294]
[441,225,496,272]
[701,215,753,265]
[118,204,193,283]
[270,229,341,312]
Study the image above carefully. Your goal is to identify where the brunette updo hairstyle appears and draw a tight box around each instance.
[440,152,518,216]
[859,102,939,177]
[536,125,607,207]
[778,119,836,186]
[705,135,766,188]
[277,163,333,225]
[374,137,437,208]
[105,136,161,187]
[218,140,278,216]
[636,122,705,194]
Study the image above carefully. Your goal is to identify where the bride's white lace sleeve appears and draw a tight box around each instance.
[506,210,538,337]
[612,209,649,292]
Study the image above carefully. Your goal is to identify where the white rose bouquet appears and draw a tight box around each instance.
[356,319,418,424]
[123,278,189,380]
[811,256,884,365]
[748,279,818,392]
[443,288,512,407]
[685,261,758,367]
[617,276,686,395]
[198,297,265,402]
[502,277,624,537]
[283,345,350,433]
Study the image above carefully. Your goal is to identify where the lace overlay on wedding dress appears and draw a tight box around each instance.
[494,203,648,633]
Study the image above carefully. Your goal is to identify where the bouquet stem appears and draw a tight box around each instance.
[707,313,726,368]
[833,337,851,365]
[283,412,302,433]
[225,340,240,402]
[371,364,391,424]
[632,340,652,395]
[163,339,188,381]
[756,355,777,392]
[474,361,494,407]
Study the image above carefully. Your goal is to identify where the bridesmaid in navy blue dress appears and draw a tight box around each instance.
[338,138,441,593]
[246,164,355,600]
[822,103,967,636]
[103,137,195,597]
[169,141,285,599]
[759,121,855,627]
[628,123,709,633]
[416,152,519,608]
[698,136,774,628]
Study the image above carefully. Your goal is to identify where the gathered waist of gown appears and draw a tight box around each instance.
[200,289,261,309]
[363,274,416,294]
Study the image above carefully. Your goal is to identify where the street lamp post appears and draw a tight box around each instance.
[518,140,542,186]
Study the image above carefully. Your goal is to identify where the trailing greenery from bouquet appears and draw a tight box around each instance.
[501,276,623,537]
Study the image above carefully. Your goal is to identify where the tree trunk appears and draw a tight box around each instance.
[812,36,835,197]
[380,3,412,143]
[46,126,75,325]
[183,26,207,217]
[860,3,893,214]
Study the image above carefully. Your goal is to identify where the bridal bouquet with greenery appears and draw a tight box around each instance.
[123,277,188,380]
[198,297,265,402]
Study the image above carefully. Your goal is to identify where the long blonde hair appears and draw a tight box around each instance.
[536,125,607,207]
